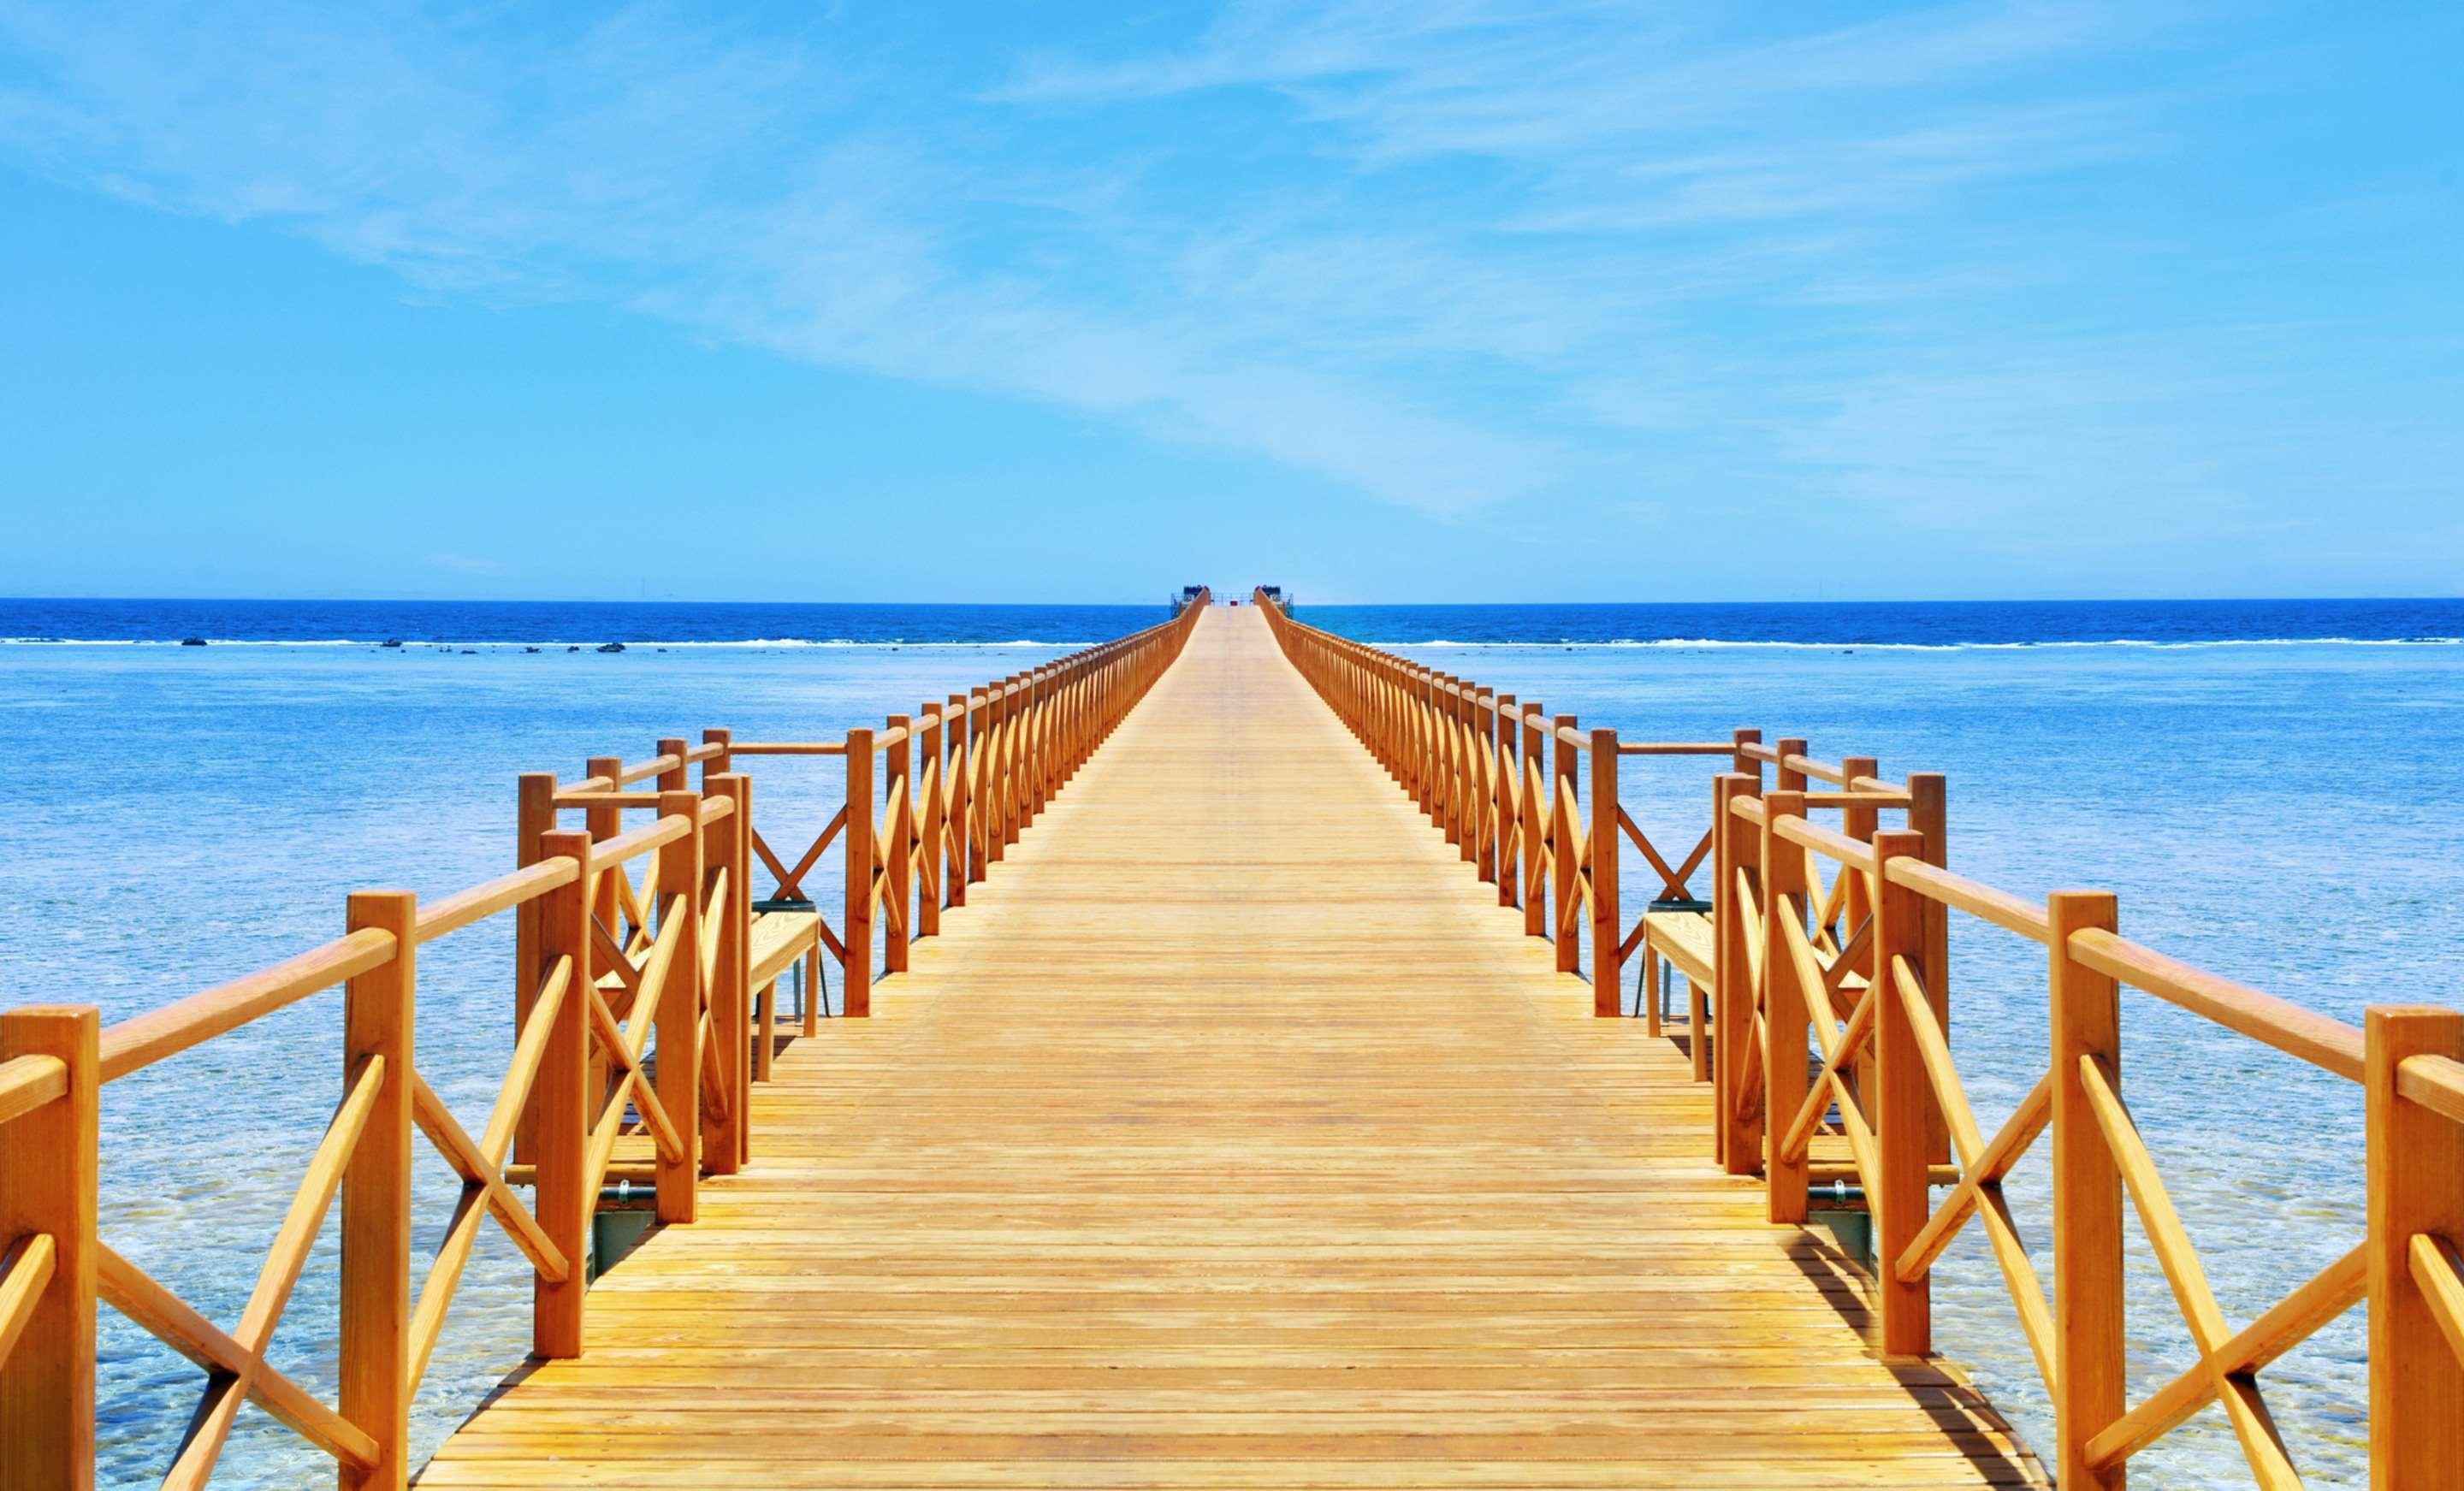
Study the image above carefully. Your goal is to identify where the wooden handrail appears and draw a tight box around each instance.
[552,790,668,809]
[1885,858,2051,944]
[1772,814,1879,877]
[98,929,398,1083]
[2399,1052,2464,1127]
[587,812,693,872]
[613,754,678,787]
[2070,926,2366,1081]
[0,599,1208,1489]
[15,585,2458,1489]
[727,741,848,755]
[0,1054,67,1127]
[1252,585,2464,1488]
[413,860,578,944]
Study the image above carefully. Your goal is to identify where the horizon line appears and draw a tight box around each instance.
[4,593,2463,609]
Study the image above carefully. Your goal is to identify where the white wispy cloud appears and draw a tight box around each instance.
[5,0,2445,573]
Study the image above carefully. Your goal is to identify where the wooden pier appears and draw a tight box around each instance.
[3,595,2463,1488]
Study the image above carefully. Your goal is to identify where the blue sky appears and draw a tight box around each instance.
[1,1,2457,602]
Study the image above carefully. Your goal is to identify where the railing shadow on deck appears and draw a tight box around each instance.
[1256,588,2464,1490]
[0,595,1208,1488]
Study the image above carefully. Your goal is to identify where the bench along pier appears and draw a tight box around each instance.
[3,594,2461,1488]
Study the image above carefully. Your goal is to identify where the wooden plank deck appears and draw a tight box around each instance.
[419,605,2045,1489]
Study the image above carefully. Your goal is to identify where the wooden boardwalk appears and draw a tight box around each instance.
[420,606,2042,1488]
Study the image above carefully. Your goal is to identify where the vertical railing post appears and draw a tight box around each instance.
[971,689,994,871]
[725,772,750,1144]
[801,941,823,1039]
[1421,671,1442,821]
[1059,664,1080,779]
[702,775,749,1175]
[1714,772,1760,1173]
[1029,670,1049,818]
[1552,715,1579,973]
[966,693,990,886]
[582,755,625,1155]
[0,1003,98,1490]
[1388,662,1405,777]
[583,753,623,891]
[1031,670,1051,821]
[1774,737,1807,794]
[1472,688,1496,884]
[1493,695,1518,909]
[1057,662,1075,792]
[583,742,626,1134]
[918,705,943,942]
[513,772,556,1169]
[2049,889,2124,1491]
[1459,685,1481,865]
[702,725,732,780]
[1049,666,1069,784]
[1356,651,1373,761]
[844,729,874,1017]
[1870,828,1931,1357]
[1027,670,1049,820]
[884,715,912,974]
[1590,727,1620,1017]
[1732,726,1762,781]
[998,676,1022,856]
[1520,703,1546,940]
[1839,756,1879,930]
[2367,1006,2464,1489]
[339,889,415,1491]
[1759,791,1808,1222]
[532,830,592,1358]
[1088,653,1105,760]
[653,791,702,1222]
[1839,754,1881,1109]
[1011,679,1033,830]
[945,694,971,908]
[1910,772,1951,1165]
[656,737,689,794]
[1396,666,1417,805]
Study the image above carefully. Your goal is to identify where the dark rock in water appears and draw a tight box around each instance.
[381,638,404,648]
[459,648,477,655]
[566,645,580,653]
[179,636,207,647]
[597,642,626,654]
[524,646,541,654]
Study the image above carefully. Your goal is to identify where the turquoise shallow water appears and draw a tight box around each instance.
[1,619,2458,1487]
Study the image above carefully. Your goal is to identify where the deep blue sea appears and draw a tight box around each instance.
[8,595,2460,648]
[3,595,2459,1488]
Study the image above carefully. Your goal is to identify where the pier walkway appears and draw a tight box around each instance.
[420,606,2038,1488]
[10,599,2463,1491]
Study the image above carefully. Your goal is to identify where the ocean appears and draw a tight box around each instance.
[3,595,2459,1488]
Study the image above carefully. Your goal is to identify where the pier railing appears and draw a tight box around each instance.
[1258,589,2464,1489]
[0,595,1203,1489]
